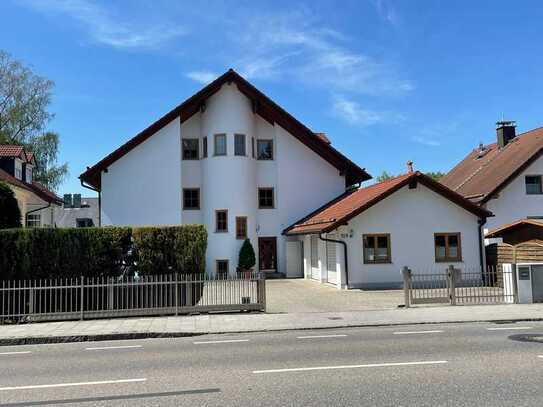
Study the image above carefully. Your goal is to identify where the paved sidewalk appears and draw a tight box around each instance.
[2,304,543,345]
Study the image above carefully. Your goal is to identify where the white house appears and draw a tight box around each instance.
[79,69,370,277]
[440,121,543,240]
[283,170,492,289]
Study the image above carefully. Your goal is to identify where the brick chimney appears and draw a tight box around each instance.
[496,120,516,148]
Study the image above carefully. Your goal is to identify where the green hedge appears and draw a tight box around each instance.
[0,225,207,281]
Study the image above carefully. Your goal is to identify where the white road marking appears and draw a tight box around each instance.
[486,326,532,331]
[0,378,147,392]
[0,351,32,356]
[193,339,249,345]
[538,355,543,359]
[393,330,444,335]
[297,334,348,339]
[253,360,448,374]
[85,345,143,351]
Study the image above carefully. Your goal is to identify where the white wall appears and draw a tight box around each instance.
[101,118,182,225]
[485,156,543,233]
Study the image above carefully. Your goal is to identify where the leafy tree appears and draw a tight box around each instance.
[425,171,445,181]
[0,50,68,191]
[0,181,21,229]
[238,238,256,270]
[376,171,394,182]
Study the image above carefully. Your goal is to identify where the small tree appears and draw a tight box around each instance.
[238,238,256,270]
[0,181,21,229]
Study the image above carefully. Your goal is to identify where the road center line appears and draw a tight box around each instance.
[85,345,143,351]
[0,378,147,392]
[297,334,348,339]
[393,330,444,335]
[486,326,532,331]
[253,360,448,374]
[0,351,32,356]
[193,339,249,345]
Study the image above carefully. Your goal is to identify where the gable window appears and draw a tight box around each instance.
[252,137,255,158]
[203,137,208,158]
[235,134,246,156]
[183,188,200,210]
[216,260,229,279]
[257,139,273,160]
[214,134,227,156]
[236,216,248,239]
[258,188,274,209]
[434,233,462,262]
[525,175,542,195]
[182,139,199,160]
[26,214,41,228]
[14,163,22,180]
[76,218,94,227]
[363,234,391,264]
[215,209,228,232]
[25,167,32,183]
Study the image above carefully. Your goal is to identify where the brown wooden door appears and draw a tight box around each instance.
[259,237,277,271]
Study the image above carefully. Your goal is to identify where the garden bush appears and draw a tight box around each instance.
[0,181,21,229]
[0,225,207,281]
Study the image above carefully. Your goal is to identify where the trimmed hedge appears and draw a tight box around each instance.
[0,225,207,281]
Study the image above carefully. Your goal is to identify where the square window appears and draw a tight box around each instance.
[236,216,248,239]
[216,210,228,232]
[26,214,41,228]
[183,188,200,210]
[214,134,227,156]
[235,134,246,156]
[525,175,542,195]
[258,188,274,209]
[203,137,208,158]
[182,139,199,160]
[434,233,462,262]
[363,234,391,263]
[257,139,273,160]
[216,260,229,279]
[76,218,94,227]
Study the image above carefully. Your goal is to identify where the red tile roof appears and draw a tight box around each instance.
[485,219,543,239]
[0,145,25,160]
[0,169,62,205]
[284,171,492,235]
[79,69,371,190]
[440,127,543,203]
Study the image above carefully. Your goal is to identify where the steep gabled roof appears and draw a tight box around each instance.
[485,219,543,239]
[284,171,492,235]
[440,127,543,203]
[0,145,26,161]
[79,69,371,190]
[0,168,62,205]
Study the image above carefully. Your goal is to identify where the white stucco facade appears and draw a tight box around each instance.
[484,155,543,234]
[298,183,483,289]
[99,83,347,276]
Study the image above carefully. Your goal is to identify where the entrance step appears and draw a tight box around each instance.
[265,272,286,279]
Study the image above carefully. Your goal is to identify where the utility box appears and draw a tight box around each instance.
[514,264,543,304]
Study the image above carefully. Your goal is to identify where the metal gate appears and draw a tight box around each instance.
[532,265,543,303]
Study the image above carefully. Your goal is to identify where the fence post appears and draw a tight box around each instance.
[447,265,457,305]
[402,266,411,308]
[258,272,266,311]
[29,281,34,316]
[80,276,84,320]
[175,273,179,316]
[107,278,114,310]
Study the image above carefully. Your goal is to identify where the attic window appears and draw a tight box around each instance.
[525,175,542,195]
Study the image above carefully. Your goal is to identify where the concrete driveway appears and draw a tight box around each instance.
[266,278,404,313]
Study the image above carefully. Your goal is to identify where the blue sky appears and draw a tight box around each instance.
[2,0,543,196]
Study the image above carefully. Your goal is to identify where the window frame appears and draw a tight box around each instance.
[203,137,208,158]
[214,133,227,156]
[234,134,246,156]
[251,137,255,158]
[183,188,200,210]
[434,232,462,262]
[258,187,275,209]
[257,139,274,160]
[215,209,228,233]
[236,216,248,240]
[26,213,41,228]
[76,218,94,228]
[182,138,199,160]
[525,175,543,195]
[216,259,229,279]
[362,234,392,264]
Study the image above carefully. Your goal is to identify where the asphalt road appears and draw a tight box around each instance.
[1,321,543,406]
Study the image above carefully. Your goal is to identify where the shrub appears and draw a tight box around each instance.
[238,238,256,270]
[0,182,21,229]
[0,225,207,280]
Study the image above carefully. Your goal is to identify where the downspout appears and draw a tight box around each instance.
[80,180,101,227]
[478,217,487,271]
[319,232,349,289]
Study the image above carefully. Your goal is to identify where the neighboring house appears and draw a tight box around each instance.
[53,194,99,228]
[0,145,62,227]
[441,121,543,240]
[283,170,492,289]
[80,69,371,277]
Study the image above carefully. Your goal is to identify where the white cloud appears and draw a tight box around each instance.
[21,0,186,49]
[411,136,441,147]
[332,96,385,126]
[186,71,219,84]
[374,0,399,25]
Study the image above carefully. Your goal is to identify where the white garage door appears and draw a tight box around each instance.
[326,236,337,284]
[310,235,319,280]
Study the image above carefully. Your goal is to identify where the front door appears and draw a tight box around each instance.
[259,237,277,272]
